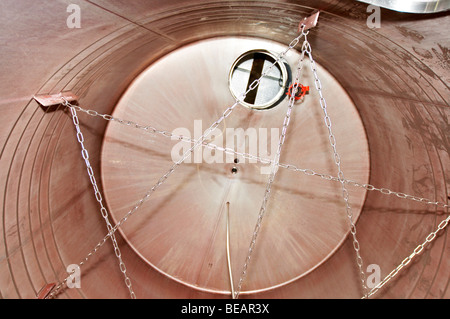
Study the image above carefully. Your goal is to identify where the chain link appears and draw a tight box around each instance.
[68,99,449,299]
[234,44,307,299]
[305,39,368,296]
[364,214,450,299]
[50,23,449,299]
[72,103,450,211]
[51,32,305,298]
[50,99,241,298]
[68,98,449,299]
[48,101,136,299]
[345,179,450,209]
[75,31,302,257]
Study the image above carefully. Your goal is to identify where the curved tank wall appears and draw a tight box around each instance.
[0,0,448,299]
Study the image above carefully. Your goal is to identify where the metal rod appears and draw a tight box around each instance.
[226,202,235,299]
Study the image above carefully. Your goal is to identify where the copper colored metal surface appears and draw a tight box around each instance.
[0,0,448,299]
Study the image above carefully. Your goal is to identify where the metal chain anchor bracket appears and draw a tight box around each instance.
[33,91,78,112]
[298,10,320,32]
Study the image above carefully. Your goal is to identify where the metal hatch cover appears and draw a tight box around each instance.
[357,0,450,13]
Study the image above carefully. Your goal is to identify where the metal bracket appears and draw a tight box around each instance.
[34,91,78,112]
[36,283,56,299]
[298,10,320,32]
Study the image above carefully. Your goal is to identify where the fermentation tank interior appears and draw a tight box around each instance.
[0,0,448,299]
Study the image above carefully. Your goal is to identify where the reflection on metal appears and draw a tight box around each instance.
[357,0,450,13]
[228,49,289,110]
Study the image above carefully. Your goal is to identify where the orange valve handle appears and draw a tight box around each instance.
[287,83,309,100]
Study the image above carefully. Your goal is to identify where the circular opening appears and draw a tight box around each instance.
[100,37,370,296]
[228,49,289,110]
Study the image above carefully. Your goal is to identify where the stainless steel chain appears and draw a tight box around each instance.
[67,94,449,299]
[66,106,450,302]
[303,38,368,296]
[51,34,304,298]
[71,103,450,211]
[47,101,136,299]
[234,29,309,299]
[363,214,450,299]
[51,101,240,299]
[344,180,449,209]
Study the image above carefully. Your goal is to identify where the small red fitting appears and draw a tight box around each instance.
[287,83,309,100]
